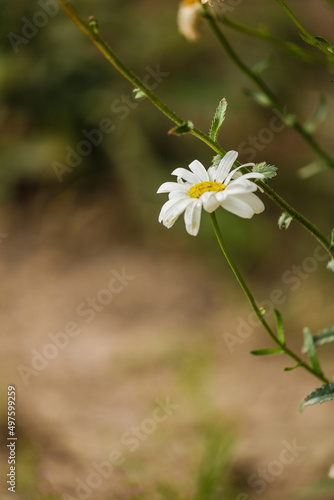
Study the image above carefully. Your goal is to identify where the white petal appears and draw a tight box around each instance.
[201,191,221,213]
[168,190,191,199]
[157,182,188,194]
[159,197,193,226]
[188,160,210,182]
[237,192,265,214]
[216,150,238,182]
[239,162,256,169]
[223,165,245,186]
[184,200,202,236]
[222,179,258,196]
[207,165,217,181]
[172,167,199,184]
[219,195,257,218]
[235,172,264,182]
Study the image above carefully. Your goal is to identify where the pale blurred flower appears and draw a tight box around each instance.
[329,464,334,479]
[177,0,202,41]
[201,0,224,5]
[157,151,265,236]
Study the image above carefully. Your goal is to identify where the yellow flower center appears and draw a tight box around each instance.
[189,181,226,198]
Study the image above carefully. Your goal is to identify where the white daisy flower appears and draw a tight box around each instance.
[157,150,265,236]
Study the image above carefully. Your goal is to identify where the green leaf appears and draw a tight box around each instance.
[297,162,328,179]
[252,57,273,75]
[211,154,223,168]
[244,88,272,107]
[88,16,99,35]
[168,121,194,135]
[252,162,277,180]
[314,36,334,54]
[299,32,334,54]
[303,327,323,376]
[278,212,293,230]
[282,112,297,127]
[274,309,285,345]
[284,364,301,371]
[251,347,285,356]
[209,98,228,142]
[300,383,334,411]
[327,260,334,272]
[304,96,328,134]
[313,326,334,347]
[331,229,334,248]
[133,88,146,99]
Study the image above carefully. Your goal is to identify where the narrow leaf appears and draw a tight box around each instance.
[314,36,334,54]
[168,121,194,135]
[284,364,301,371]
[244,88,271,107]
[274,309,285,345]
[304,96,328,134]
[303,327,323,376]
[298,162,328,178]
[251,347,285,356]
[331,229,334,248]
[300,383,334,411]
[209,98,228,142]
[278,212,293,230]
[252,57,272,75]
[252,162,277,180]
[313,326,334,347]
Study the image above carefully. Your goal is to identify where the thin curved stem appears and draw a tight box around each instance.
[209,212,329,384]
[220,16,333,68]
[56,0,334,259]
[202,6,334,171]
[276,0,334,59]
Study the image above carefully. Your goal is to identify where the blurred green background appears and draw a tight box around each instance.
[0,0,333,499]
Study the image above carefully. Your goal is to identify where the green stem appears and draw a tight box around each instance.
[221,17,333,68]
[209,212,329,384]
[276,0,334,59]
[57,0,222,156]
[202,6,334,171]
[57,0,334,259]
